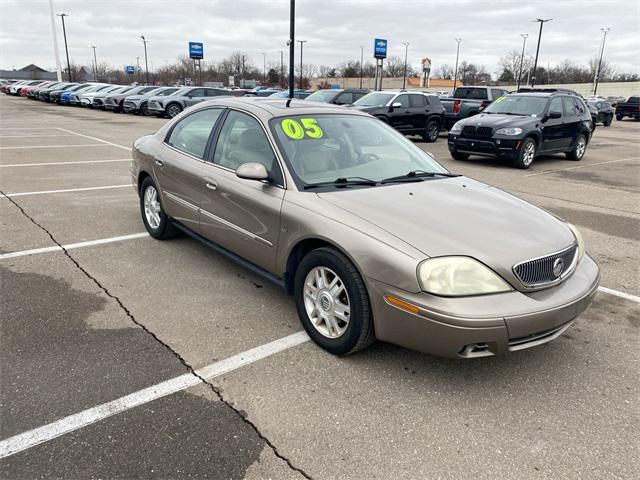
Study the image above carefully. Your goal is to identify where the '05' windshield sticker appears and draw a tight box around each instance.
[493,96,506,104]
[281,118,324,140]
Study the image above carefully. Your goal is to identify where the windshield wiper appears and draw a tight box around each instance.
[303,176,378,190]
[380,170,460,184]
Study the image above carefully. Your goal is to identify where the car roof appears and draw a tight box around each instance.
[191,97,372,121]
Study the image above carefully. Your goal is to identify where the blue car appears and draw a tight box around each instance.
[60,84,103,104]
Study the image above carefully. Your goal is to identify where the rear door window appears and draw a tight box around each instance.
[167,108,224,159]
[562,96,577,117]
[409,95,426,107]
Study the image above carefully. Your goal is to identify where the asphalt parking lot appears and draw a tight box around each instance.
[1,95,638,479]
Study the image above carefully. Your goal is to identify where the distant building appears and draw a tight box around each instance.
[0,64,58,81]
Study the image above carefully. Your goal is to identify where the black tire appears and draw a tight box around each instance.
[166,103,183,118]
[513,137,537,169]
[450,150,469,161]
[566,133,588,161]
[423,120,440,143]
[140,102,149,116]
[139,177,176,240]
[293,247,375,356]
[603,115,612,127]
[616,114,623,121]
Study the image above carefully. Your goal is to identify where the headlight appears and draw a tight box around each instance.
[417,256,512,296]
[450,122,462,134]
[495,127,523,136]
[567,223,585,262]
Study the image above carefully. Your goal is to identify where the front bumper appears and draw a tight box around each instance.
[367,254,600,358]
[123,100,140,113]
[448,134,523,160]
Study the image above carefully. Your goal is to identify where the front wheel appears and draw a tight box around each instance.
[166,103,183,118]
[514,137,536,169]
[140,177,176,240]
[294,247,375,356]
[140,102,149,116]
[423,120,440,143]
[566,134,587,161]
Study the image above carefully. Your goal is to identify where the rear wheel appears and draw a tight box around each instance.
[513,137,536,169]
[616,114,623,121]
[166,103,183,118]
[423,120,440,143]
[294,247,375,356]
[566,133,587,161]
[603,115,612,127]
[139,177,176,240]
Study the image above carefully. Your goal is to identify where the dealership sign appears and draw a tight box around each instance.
[125,65,135,74]
[189,42,204,59]
[373,38,387,59]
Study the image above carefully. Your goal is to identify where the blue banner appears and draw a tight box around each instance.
[125,65,135,74]
[189,42,204,59]
[374,38,387,59]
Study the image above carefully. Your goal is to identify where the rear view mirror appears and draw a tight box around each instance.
[236,162,269,181]
[389,102,402,111]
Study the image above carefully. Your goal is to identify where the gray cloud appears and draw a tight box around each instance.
[1,0,638,76]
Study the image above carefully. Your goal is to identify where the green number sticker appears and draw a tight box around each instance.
[493,96,506,104]
[281,118,324,140]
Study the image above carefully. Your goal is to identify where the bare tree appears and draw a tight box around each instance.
[497,51,532,82]
[434,64,453,80]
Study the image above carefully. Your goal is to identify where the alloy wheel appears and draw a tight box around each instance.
[143,186,161,230]
[576,136,586,158]
[522,141,535,166]
[303,266,351,339]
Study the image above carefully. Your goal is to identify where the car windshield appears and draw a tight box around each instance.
[270,114,448,189]
[353,92,394,107]
[483,95,548,116]
[306,90,339,103]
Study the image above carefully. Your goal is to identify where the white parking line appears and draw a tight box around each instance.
[0,233,149,260]
[0,331,310,459]
[57,127,131,151]
[0,134,77,138]
[1,184,131,198]
[0,158,130,168]
[525,156,640,177]
[598,286,640,303]
[0,144,110,150]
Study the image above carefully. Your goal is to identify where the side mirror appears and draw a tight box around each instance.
[236,162,269,181]
[390,102,402,111]
[548,111,562,120]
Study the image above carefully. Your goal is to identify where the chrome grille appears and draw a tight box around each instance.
[513,245,578,288]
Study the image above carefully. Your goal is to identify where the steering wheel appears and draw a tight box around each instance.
[356,152,381,165]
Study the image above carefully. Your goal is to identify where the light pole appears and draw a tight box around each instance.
[140,35,150,85]
[593,27,610,95]
[516,33,528,90]
[297,39,307,89]
[90,45,98,81]
[359,45,364,89]
[262,52,266,84]
[402,42,410,90]
[453,38,462,91]
[48,0,62,81]
[280,50,284,87]
[56,13,72,82]
[288,0,295,98]
[530,18,552,87]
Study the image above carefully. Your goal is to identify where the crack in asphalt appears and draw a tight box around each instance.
[1,190,313,480]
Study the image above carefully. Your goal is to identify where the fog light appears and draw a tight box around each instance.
[496,139,501,145]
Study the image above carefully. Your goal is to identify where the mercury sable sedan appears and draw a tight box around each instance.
[131,98,599,358]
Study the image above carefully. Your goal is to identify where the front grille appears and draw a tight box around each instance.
[461,125,492,138]
[148,101,159,109]
[93,99,103,105]
[105,98,115,105]
[513,245,578,288]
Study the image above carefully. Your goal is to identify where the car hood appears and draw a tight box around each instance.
[317,177,575,288]
[349,105,383,113]
[459,112,539,129]
[125,94,145,101]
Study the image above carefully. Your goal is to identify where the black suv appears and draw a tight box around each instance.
[351,90,445,142]
[448,90,592,168]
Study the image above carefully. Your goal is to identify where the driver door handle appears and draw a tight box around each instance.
[155,160,164,167]
[205,180,218,191]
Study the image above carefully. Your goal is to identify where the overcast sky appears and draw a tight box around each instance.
[1,0,638,77]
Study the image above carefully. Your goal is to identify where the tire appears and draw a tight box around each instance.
[513,137,536,169]
[566,133,587,161]
[140,102,149,116]
[293,247,375,356]
[450,151,469,161]
[604,115,612,127]
[166,103,183,118]
[139,177,176,240]
[423,120,440,143]
[616,114,623,121]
